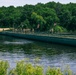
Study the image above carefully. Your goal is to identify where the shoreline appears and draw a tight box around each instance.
[0,31,76,46]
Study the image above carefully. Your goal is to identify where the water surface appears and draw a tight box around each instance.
[0,35,76,72]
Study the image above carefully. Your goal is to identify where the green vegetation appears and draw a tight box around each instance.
[0,2,76,32]
[0,60,74,75]
[53,25,67,33]
[0,60,9,75]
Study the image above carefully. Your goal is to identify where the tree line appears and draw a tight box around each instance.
[0,2,76,32]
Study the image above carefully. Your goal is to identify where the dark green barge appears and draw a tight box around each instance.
[0,32,76,46]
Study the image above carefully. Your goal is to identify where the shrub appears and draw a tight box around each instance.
[46,67,63,75]
[0,60,74,75]
[9,60,43,75]
[53,25,67,33]
[0,60,9,75]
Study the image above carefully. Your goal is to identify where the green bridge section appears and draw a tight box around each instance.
[0,32,76,46]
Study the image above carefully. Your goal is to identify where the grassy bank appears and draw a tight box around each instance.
[0,60,74,75]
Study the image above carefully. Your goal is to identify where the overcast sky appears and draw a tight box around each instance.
[0,0,76,7]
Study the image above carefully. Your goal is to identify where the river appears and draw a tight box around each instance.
[0,35,76,73]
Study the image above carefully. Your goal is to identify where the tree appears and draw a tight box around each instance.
[59,9,72,29]
[20,19,30,29]
[0,2,76,31]
[69,16,76,31]
[72,7,76,16]
[31,12,46,31]
[21,5,34,22]
[45,1,56,9]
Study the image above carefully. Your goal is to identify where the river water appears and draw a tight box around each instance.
[0,35,76,72]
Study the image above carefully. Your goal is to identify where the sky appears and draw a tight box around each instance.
[0,0,76,7]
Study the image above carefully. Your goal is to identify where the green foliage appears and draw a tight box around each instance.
[9,60,43,75]
[46,67,63,75]
[0,60,74,75]
[34,66,43,75]
[63,65,73,75]
[59,9,72,29]
[0,2,76,31]
[53,25,67,33]
[69,16,76,31]
[20,19,30,29]
[31,12,46,30]
[0,60,9,75]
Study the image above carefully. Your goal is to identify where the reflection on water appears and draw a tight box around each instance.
[4,40,32,45]
[0,35,76,72]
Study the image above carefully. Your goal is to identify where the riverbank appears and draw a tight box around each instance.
[0,31,76,46]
